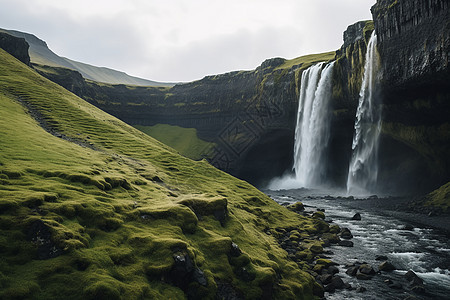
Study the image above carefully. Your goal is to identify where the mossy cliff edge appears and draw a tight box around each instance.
[0,49,332,299]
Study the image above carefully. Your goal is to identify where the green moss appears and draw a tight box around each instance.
[0,49,320,299]
[423,182,450,213]
[134,124,215,160]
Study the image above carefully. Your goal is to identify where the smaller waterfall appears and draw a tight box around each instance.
[269,61,334,190]
[347,32,381,195]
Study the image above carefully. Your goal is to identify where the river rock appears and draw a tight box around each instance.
[355,270,372,280]
[358,263,376,275]
[379,261,396,271]
[375,255,388,261]
[355,285,367,293]
[312,211,325,219]
[352,213,361,220]
[317,274,333,285]
[405,270,424,286]
[338,240,354,247]
[346,266,358,276]
[327,265,339,275]
[339,228,353,239]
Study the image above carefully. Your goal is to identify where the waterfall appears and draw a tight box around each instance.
[347,32,381,195]
[269,61,335,190]
[294,62,335,187]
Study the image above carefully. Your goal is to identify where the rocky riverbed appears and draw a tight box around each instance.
[266,189,450,300]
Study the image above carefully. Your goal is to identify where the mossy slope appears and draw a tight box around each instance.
[0,49,318,299]
[133,124,215,160]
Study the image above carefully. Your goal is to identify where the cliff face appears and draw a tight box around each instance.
[371,0,450,193]
[329,21,374,186]
[36,53,335,187]
[0,31,30,65]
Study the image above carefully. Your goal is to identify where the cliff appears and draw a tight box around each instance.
[0,31,30,65]
[371,0,450,193]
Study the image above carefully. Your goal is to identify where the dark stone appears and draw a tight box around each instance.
[346,266,358,276]
[375,255,388,261]
[330,276,345,289]
[405,270,424,286]
[324,283,335,293]
[355,286,367,293]
[27,219,63,260]
[379,261,396,271]
[168,254,208,291]
[215,281,244,300]
[230,242,242,257]
[358,264,376,275]
[355,271,372,280]
[214,208,227,226]
[411,284,426,294]
[318,274,333,285]
[338,240,354,247]
[327,266,339,275]
[339,228,353,239]
[0,32,30,65]
[351,213,361,220]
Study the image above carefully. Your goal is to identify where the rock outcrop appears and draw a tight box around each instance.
[0,31,30,65]
[371,0,450,193]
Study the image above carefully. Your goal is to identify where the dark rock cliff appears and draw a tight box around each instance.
[0,32,30,65]
[371,0,450,193]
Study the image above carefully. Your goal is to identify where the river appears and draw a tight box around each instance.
[265,189,450,300]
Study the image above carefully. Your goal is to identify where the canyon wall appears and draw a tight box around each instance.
[6,0,448,194]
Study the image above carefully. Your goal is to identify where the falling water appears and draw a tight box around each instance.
[293,62,335,187]
[347,32,381,195]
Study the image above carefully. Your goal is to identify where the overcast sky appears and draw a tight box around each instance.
[0,0,376,82]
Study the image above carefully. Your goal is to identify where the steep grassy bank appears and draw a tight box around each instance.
[0,49,326,299]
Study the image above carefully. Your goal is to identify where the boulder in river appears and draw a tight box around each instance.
[379,261,396,272]
[339,228,353,239]
[352,213,361,220]
[338,240,354,247]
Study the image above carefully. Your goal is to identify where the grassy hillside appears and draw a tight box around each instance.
[0,49,323,299]
[133,124,215,160]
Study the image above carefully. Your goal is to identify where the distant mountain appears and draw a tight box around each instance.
[0,28,173,87]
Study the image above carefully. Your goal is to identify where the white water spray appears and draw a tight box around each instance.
[269,61,335,190]
[347,32,381,195]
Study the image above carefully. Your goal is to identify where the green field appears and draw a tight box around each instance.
[133,124,215,160]
[0,48,323,299]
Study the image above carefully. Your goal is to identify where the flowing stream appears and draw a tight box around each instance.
[266,189,450,300]
[347,32,382,195]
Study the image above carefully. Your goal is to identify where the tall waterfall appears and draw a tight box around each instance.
[294,62,335,187]
[347,32,381,195]
[269,61,334,190]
